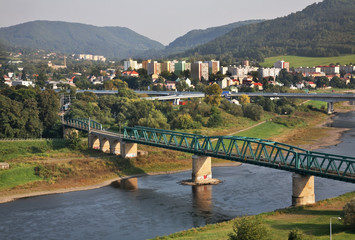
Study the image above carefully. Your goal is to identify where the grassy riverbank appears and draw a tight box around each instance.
[152,191,355,240]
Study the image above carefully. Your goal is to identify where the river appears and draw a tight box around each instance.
[0,112,354,240]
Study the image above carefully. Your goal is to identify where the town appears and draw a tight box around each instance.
[1,51,355,93]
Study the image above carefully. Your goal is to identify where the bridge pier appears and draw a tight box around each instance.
[120,142,137,158]
[327,102,334,114]
[292,173,315,206]
[192,155,212,183]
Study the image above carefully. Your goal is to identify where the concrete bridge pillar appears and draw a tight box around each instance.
[327,102,334,114]
[110,140,121,155]
[192,155,212,183]
[120,142,137,158]
[292,173,315,206]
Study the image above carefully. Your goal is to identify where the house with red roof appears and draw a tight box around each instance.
[122,71,139,77]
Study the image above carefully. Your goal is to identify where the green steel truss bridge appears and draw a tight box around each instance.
[63,118,355,183]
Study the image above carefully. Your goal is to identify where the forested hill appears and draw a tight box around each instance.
[138,20,264,58]
[0,21,164,59]
[179,0,355,62]
[166,20,264,52]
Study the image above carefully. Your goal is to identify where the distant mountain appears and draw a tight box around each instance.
[166,20,264,52]
[0,21,164,59]
[139,20,264,58]
[180,0,355,61]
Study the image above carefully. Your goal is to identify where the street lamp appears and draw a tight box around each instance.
[330,217,341,240]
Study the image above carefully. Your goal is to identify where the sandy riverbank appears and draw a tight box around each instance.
[1,103,354,204]
[0,161,241,204]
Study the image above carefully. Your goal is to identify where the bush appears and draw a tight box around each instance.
[171,114,195,129]
[341,197,355,229]
[288,229,305,240]
[228,216,269,240]
[207,113,223,127]
[243,104,264,121]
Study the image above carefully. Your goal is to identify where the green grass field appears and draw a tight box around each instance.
[0,139,70,162]
[0,165,42,190]
[152,192,355,240]
[260,55,355,68]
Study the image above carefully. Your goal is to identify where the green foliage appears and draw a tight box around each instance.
[288,229,305,240]
[220,99,243,117]
[167,20,263,53]
[0,20,164,59]
[228,216,269,240]
[260,55,355,68]
[171,113,196,129]
[204,84,222,106]
[64,130,81,150]
[272,117,304,128]
[242,104,264,121]
[183,0,355,60]
[0,165,42,190]
[207,113,223,127]
[341,197,355,229]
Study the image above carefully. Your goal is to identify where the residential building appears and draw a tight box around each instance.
[228,65,258,79]
[174,61,186,75]
[142,60,151,70]
[318,65,340,75]
[147,61,161,75]
[124,59,138,70]
[294,67,322,74]
[274,60,290,71]
[161,61,171,73]
[205,60,220,74]
[191,61,209,81]
[258,67,282,79]
[122,71,139,77]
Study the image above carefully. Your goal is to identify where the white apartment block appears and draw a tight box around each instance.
[228,65,258,79]
[258,67,282,79]
[294,67,322,74]
[124,59,138,70]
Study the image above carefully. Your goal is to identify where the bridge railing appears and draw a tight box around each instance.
[123,126,355,182]
[63,118,103,131]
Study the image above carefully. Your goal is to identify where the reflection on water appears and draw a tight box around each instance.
[192,185,213,225]
[0,111,354,240]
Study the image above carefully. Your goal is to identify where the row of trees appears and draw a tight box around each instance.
[0,87,60,138]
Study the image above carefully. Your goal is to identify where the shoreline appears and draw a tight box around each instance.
[0,162,241,204]
[1,104,354,204]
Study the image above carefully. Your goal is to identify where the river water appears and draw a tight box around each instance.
[0,112,354,240]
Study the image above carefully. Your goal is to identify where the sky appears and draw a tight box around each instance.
[1,0,320,45]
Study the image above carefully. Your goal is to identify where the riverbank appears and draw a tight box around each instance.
[152,191,355,240]
[0,102,354,204]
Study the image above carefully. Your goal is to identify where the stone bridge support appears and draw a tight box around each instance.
[327,102,334,114]
[120,142,137,158]
[292,173,315,206]
[192,155,212,183]
[88,134,137,158]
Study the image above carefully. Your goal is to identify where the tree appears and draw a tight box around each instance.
[204,84,222,106]
[341,197,355,229]
[207,112,223,127]
[239,94,250,105]
[228,216,269,240]
[243,104,263,121]
[176,79,189,91]
[171,113,195,129]
[288,230,305,240]
[38,90,60,137]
